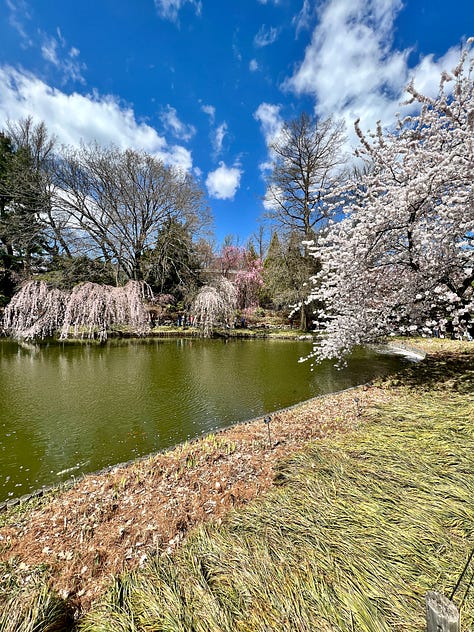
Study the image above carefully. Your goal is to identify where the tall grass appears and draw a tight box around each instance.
[0,561,72,631]
[80,352,474,632]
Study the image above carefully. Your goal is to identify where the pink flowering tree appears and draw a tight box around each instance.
[218,245,246,278]
[234,257,264,309]
[2,280,67,340]
[306,41,474,363]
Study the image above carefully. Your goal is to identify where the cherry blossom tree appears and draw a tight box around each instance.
[60,280,152,341]
[2,280,67,340]
[192,277,237,337]
[234,257,264,309]
[2,279,152,342]
[218,245,246,278]
[306,41,474,363]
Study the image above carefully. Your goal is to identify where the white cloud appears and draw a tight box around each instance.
[201,104,216,123]
[249,59,259,72]
[407,48,463,97]
[206,162,242,200]
[154,0,202,22]
[7,1,85,83]
[160,104,196,141]
[293,0,314,36]
[257,0,280,4]
[6,0,33,46]
[254,103,284,175]
[40,28,86,83]
[254,25,279,48]
[254,102,283,145]
[0,65,192,170]
[285,0,464,147]
[212,122,228,155]
[201,106,228,156]
[41,36,58,65]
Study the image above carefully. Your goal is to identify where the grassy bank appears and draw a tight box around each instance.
[1,339,473,630]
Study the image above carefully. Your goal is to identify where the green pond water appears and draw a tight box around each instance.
[0,338,413,501]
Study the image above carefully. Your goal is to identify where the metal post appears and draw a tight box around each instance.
[264,415,272,448]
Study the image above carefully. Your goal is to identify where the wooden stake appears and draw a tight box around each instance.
[426,591,460,632]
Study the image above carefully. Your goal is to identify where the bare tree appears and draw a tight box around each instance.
[263,112,346,329]
[53,144,210,282]
[264,112,347,239]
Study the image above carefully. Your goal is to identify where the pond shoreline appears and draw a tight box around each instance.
[1,326,314,345]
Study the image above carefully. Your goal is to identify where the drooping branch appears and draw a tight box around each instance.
[60,280,153,341]
[2,281,67,340]
[192,277,237,337]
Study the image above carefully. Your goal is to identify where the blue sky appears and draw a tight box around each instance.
[0,0,473,246]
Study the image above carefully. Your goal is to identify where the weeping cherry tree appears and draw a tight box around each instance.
[192,277,237,337]
[2,279,152,342]
[2,280,67,340]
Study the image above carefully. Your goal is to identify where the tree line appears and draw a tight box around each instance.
[0,111,345,333]
[0,118,211,302]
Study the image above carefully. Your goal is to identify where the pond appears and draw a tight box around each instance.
[0,337,413,501]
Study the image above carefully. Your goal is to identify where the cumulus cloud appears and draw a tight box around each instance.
[206,162,242,200]
[0,65,192,170]
[285,0,463,145]
[160,104,196,141]
[254,25,279,48]
[154,0,202,22]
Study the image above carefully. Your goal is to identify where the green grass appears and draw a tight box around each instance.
[79,349,474,631]
[0,560,72,632]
